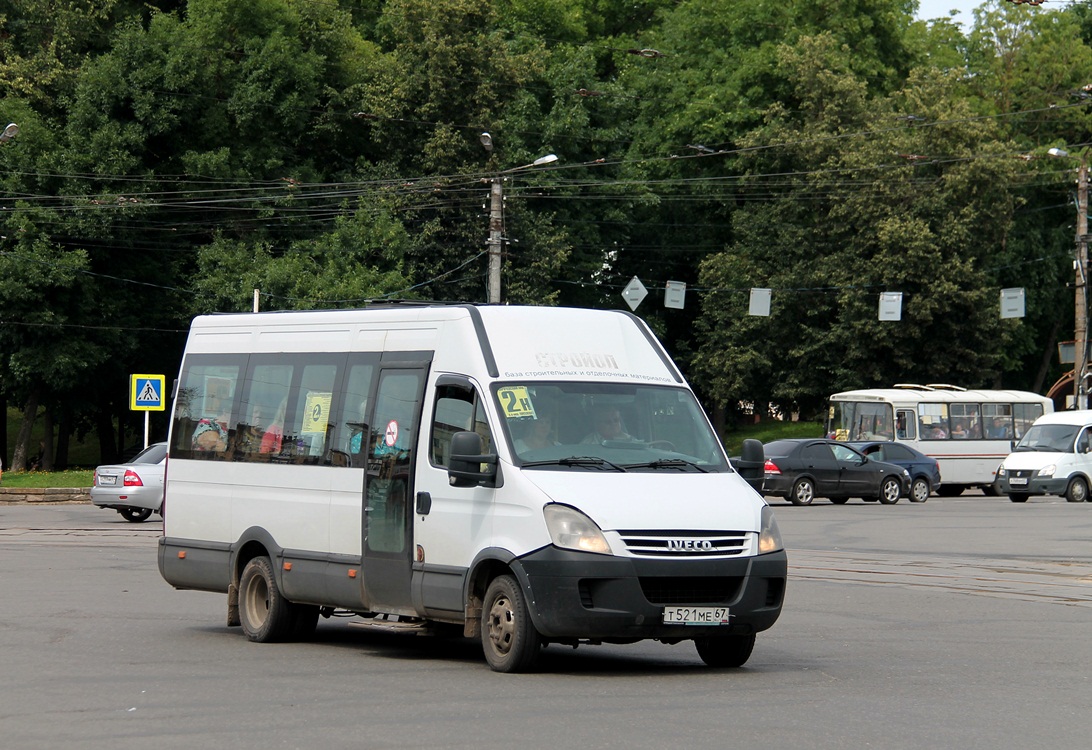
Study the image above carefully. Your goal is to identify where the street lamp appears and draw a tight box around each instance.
[1049,147,1089,409]
[481,134,558,304]
[0,123,18,144]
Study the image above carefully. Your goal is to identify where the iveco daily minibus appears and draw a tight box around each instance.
[158,305,786,672]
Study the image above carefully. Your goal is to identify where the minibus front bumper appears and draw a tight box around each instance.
[1000,475,1069,496]
[511,546,787,640]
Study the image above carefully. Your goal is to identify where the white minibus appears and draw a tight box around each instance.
[159,305,786,672]
[997,410,1092,503]
[828,384,1052,494]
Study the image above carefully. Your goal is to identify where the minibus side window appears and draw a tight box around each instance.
[430,382,493,467]
[171,356,244,460]
[288,364,337,464]
[236,363,295,461]
[338,358,378,468]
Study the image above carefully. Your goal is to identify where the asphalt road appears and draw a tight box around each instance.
[1,497,1089,750]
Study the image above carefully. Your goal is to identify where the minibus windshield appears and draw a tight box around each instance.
[494,382,730,471]
[1014,424,1080,453]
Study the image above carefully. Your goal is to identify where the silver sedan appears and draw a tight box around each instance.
[90,442,167,522]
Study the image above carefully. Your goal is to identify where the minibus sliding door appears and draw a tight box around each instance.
[361,363,427,615]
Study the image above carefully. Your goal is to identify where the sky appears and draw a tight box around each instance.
[914,0,981,27]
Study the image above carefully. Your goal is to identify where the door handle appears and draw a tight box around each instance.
[416,491,432,515]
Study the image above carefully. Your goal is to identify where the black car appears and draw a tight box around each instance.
[762,438,911,505]
[848,441,942,503]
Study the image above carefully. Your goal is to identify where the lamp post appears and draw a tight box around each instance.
[480,132,557,304]
[0,123,18,144]
[1049,147,1089,408]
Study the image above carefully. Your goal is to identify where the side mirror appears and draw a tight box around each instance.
[448,431,500,488]
[733,438,765,493]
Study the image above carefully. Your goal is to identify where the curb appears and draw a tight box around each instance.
[0,487,92,504]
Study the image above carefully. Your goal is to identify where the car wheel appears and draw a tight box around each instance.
[1065,477,1088,503]
[481,574,541,673]
[878,477,901,504]
[829,497,849,505]
[695,633,756,668]
[1009,493,1030,503]
[790,478,815,506]
[910,478,930,503]
[118,507,153,523]
[239,556,295,643]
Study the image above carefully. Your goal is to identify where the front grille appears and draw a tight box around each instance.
[1009,469,1034,479]
[639,576,742,605]
[617,530,749,557]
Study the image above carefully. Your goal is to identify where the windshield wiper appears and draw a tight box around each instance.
[622,458,709,473]
[521,456,628,472]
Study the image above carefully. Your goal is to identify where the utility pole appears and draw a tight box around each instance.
[487,177,504,304]
[478,131,557,305]
[1076,160,1088,409]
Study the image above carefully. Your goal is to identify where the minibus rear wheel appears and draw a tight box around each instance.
[481,574,541,673]
[694,633,756,668]
[239,556,294,643]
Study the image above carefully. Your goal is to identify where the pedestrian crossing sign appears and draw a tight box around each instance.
[130,374,166,411]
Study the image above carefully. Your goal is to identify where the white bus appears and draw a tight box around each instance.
[827,384,1053,495]
[159,305,786,672]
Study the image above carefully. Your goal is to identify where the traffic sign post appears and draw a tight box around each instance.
[130,374,166,449]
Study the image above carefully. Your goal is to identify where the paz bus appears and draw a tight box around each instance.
[827,384,1053,495]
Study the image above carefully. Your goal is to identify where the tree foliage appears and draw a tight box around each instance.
[1,0,1090,463]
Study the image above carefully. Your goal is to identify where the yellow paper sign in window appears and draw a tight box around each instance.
[498,386,537,420]
[302,392,333,433]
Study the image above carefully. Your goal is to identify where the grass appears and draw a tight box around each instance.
[1,469,95,488]
[720,419,824,455]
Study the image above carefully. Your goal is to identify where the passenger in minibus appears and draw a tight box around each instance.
[515,414,558,452]
[260,398,288,454]
[582,406,635,444]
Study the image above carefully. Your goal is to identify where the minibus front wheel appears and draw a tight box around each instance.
[481,574,542,673]
[694,633,756,668]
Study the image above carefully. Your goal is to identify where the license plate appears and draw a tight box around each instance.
[1009,477,1028,486]
[663,607,730,625]
[99,476,117,486]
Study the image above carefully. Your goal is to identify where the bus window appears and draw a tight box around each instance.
[290,364,337,461]
[982,404,1014,439]
[896,409,916,440]
[172,357,243,459]
[1013,403,1044,439]
[918,403,949,439]
[340,357,378,466]
[828,401,893,441]
[239,363,294,459]
[950,403,981,439]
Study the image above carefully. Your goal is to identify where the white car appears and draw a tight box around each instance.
[91,442,167,522]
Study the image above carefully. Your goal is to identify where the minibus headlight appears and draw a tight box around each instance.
[1037,464,1057,478]
[996,465,1006,478]
[758,505,784,555]
[543,504,611,555]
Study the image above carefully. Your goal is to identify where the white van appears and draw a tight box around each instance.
[158,305,786,672]
[996,410,1092,503]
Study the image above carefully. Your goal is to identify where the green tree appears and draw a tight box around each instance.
[692,35,1022,419]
